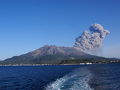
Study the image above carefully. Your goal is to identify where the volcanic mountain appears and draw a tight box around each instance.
[0,45,100,65]
[0,24,118,65]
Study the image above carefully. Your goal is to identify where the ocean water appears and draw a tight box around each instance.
[0,64,120,90]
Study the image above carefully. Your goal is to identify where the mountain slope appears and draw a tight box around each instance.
[0,45,97,64]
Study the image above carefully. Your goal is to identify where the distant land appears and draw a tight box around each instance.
[0,24,117,66]
[0,45,120,66]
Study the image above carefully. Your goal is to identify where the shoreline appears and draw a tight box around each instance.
[0,62,120,66]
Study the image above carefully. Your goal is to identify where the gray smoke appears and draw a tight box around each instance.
[74,24,110,55]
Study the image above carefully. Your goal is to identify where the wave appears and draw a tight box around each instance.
[45,67,93,90]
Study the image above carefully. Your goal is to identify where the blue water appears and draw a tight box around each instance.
[0,64,120,90]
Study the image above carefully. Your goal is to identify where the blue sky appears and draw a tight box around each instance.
[0,0,120,59]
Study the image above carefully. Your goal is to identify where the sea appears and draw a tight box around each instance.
[0,64,120,90]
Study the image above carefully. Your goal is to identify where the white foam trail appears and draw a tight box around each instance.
[45,67,93,90]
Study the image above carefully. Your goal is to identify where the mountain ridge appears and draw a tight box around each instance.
[0,45,119,65]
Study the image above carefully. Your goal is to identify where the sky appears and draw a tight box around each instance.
[0,0,120,59]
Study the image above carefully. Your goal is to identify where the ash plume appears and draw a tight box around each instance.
[74,24,110,55]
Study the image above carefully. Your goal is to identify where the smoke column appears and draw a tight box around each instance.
[74,24,110,55]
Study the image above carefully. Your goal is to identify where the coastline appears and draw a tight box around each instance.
[0,62,120,66]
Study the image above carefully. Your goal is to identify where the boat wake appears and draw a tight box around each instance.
[45,67,93,90]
